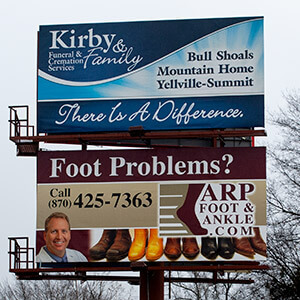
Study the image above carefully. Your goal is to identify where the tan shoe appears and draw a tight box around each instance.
[89,230,116,260]
[146,229,163,261]
[128,229,148,261]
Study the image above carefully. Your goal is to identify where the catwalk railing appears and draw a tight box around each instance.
[8,105,266,156]
[9,237,268,284]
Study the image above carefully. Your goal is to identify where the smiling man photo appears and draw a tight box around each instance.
[36,212,87,263]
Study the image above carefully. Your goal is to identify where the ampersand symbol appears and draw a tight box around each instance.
[113,39,127,53]
[244,202,254,213]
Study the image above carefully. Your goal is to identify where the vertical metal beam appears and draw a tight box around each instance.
[149,268,164,300]
[140,269,148,300]
[140,268,164,300]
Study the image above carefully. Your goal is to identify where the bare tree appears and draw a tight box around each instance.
[230,91,300,300]
[0,278,134,300]
[169,91,300,300]
[169,271,244,300]
[265,91,300,299]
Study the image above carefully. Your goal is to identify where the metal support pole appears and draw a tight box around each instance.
[148,269,164,300]
[140,267,164,300]
[140,269,148,300]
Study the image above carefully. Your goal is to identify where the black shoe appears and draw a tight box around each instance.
[218,237,235,259]
[201,237,218,260]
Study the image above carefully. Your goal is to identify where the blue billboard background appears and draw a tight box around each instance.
[37,17,264,133]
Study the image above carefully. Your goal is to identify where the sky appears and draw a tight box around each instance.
[0,0,299,283]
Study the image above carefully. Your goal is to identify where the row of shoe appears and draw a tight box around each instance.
[89,229,163,262]
[89,227,266,262]
[165,237,234,260]
[200,228,267,260]
[164,229,266,260]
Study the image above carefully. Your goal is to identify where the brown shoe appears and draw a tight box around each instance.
[89,230,116,260]
[182,238,199,259]
[106,229,132,261]
[249,227,267,257]
[233,237,255,259]
[164,238,181,260]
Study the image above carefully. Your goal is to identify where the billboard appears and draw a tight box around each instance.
[37,17,264,133]
[36,147,266,264]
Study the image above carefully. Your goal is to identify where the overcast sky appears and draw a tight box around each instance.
[0,0,299,281]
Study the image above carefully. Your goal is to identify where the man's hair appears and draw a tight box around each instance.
[44,212,71,232]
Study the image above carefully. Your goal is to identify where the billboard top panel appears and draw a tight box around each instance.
[38,17,261,84]
[37,17,264,133]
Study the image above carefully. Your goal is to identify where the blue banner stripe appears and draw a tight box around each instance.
[37,95,264,133]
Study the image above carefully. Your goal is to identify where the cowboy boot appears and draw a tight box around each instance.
[182,237,199,259]
[164,238,181,260]
[233,237,255,258]
[249,227,267,257]
[146,229,163,261]
[128,229,148,261]
[201,237,218,260]
[106,229,132,261]
[89,230,116,260]
[218,237,235,259]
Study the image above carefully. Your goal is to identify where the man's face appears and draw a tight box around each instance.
[43,217,71,258]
